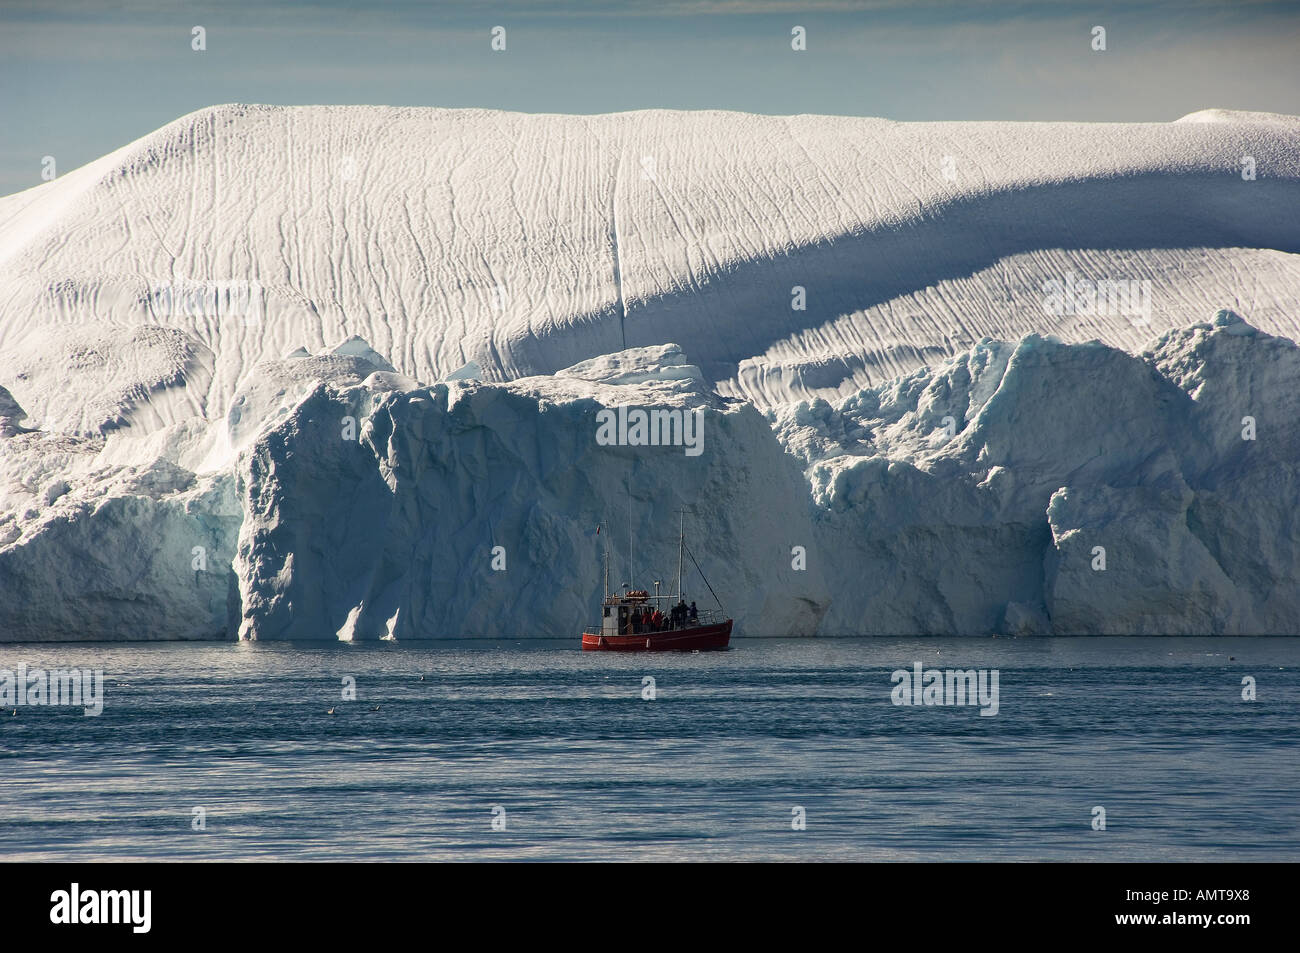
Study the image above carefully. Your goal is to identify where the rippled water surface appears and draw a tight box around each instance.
[1,637,1296,861]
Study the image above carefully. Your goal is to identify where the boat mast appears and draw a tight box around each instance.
[676,508,685,603]
[602,521,610,600]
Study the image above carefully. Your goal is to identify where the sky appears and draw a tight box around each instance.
[2,0,1299,196]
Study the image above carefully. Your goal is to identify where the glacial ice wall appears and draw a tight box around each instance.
[776,310,1300,634]
[4,310,1300,639]
[232,347,827,640]
[4,104,1300,639]
[10,309,1265,641]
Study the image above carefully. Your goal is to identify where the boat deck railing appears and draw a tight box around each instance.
[585,607,727,637]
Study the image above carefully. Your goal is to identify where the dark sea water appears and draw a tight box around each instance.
[0,637,1296,862]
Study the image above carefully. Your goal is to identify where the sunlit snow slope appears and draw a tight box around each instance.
[2,104,1298,437]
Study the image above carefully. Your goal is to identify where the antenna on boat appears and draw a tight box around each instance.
[599,520,610,600]
[676,507,686,603]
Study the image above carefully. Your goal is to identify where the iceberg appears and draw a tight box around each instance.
[2,103,1300,639]
[4,314,1300,638]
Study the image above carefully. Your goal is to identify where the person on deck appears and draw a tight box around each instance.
[689,602,698,623]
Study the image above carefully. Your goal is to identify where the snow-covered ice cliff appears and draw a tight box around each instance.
[8,311,1297,639]
[776,309,1300,635]
[2,104,1300,639]
[222,310,1300,640]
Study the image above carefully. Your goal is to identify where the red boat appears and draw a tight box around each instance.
[582,511,732,652]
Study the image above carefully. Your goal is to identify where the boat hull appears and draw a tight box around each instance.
[582,620,732,652]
